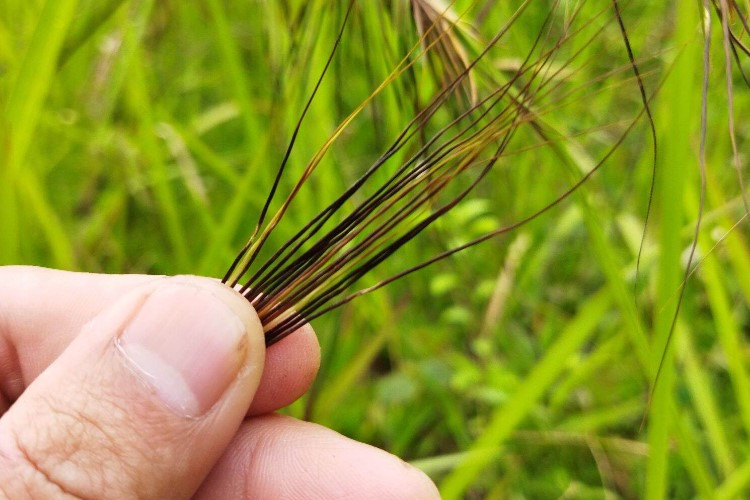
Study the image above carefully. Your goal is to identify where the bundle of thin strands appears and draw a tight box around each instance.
[222,0,659,346]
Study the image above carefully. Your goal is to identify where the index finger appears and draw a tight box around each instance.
[0,266,319,415]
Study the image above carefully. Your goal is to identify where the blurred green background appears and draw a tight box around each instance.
[2,0,750,497]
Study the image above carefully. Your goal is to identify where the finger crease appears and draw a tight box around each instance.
[14,438,89,500]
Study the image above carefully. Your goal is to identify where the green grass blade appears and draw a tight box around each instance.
[699,238,750,437]
[1,0,78,265]
[124,43,190,270]
[715,460,750,500]
[18,172,75,268]
[59,0,127,66]
[3,0,78,174]
[549,333,627,411]
[677,322,736,477]
[557,398,643,433]
[205,0,262,169]
[646,2,699,497]
[314,328,388,422]
[439,290,611,499]
[706,174,750,304]
[672,411,717,497]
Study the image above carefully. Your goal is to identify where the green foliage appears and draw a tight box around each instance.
[1,0,750,497]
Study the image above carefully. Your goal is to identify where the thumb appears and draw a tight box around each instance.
[0,276,265,499]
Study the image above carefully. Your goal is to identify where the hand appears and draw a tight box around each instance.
[0,266,439,499]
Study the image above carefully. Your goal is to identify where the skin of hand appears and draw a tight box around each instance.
[0,266,439,499]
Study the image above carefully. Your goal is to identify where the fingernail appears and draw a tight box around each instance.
[116,284,248,417]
